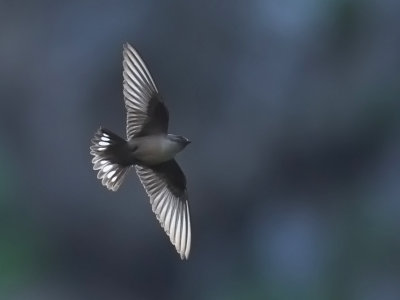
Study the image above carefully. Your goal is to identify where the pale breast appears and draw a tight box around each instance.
[130,135,180,165]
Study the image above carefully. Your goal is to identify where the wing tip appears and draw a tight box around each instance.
[123,42,136,55]
[123,42,131,50]
[180,253,189,260]
[172,200,191,260]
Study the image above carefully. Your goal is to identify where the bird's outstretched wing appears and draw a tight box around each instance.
[122,43,169,139]
[135,160,191,259]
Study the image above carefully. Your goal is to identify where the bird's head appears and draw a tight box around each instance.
[168,134,191,148]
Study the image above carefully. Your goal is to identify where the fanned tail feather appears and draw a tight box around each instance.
[90,128,131,191]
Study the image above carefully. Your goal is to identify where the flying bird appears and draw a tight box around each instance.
[90,43,191,259]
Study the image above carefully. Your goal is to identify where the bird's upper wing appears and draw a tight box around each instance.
[123,43,169,139]
[135,160,191,259]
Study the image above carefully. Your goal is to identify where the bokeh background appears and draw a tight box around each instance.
[1,0,400,299]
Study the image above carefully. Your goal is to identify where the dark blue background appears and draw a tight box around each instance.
[1,1,400,299]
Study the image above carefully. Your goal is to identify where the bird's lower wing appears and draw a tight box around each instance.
[135,160,191,259]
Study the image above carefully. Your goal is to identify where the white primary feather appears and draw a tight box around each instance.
[135,165,191,259]
[123,43,159,139]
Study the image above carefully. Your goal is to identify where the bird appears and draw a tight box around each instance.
[90,43,191,260]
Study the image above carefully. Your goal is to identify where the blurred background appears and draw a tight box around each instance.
[1,0,400,299]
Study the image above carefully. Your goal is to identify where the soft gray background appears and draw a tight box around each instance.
[1,0,400,299]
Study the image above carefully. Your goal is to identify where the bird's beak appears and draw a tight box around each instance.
[186,139,191,145]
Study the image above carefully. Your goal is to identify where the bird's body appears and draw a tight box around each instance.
[90,43,192,259]
[128,134,189,166]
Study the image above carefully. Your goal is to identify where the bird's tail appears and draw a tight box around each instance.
[90,128,131,191]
